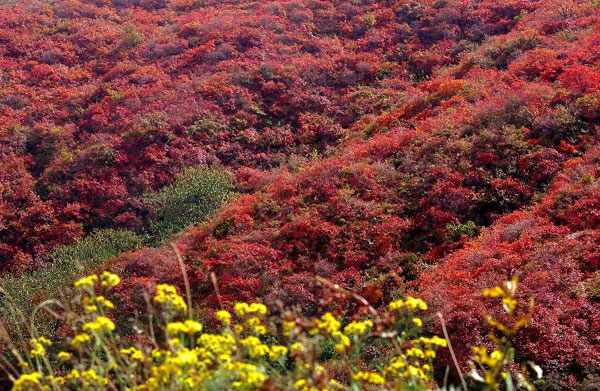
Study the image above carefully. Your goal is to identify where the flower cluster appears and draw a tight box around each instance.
[28,337,51,358]
[6,272,536,391]
[153,283,188,313]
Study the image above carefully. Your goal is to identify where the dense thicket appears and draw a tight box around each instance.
[1,0,599,387]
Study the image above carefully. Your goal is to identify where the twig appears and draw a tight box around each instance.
[171,242,193,318]
[143,291,159,349]
[443,365,450,390]
[210,272,224,310]
[437,312,468,391]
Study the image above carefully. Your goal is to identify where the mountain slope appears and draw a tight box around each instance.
[1,0,599,386]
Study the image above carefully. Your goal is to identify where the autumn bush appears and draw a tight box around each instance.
[0,0,600,388]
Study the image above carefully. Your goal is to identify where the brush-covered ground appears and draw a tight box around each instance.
[0,0,599,389]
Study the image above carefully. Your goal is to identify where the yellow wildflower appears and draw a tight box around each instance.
[46,375,65,385]
[233,324,244,334]
[12,372,42,391]
[29,337,51,358]
[353,371,386,385]
[269,345,288,360]
[81,368,108,386]
[100,271,120,288]
[57,351,72,361]
[240,336,270,357]
[233,302,267,317]
[65,369,80,380]
[83,316,115,333]
[333,331,351,353]
[344,320,373,336]
[404,296,428,310]
[216,310,232,325]
[154,284,187,313]
[70,333,90,348]
[74,274,98,290]
[121,347,145,361]
[313,312,341,335]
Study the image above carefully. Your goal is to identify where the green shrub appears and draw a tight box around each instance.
[446,221,478,241]
[0,229,142,316]
[588,274,600,302]
[146,166,234,244]
[120,23,144,49]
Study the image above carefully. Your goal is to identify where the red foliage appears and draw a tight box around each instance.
[1,0,600,383]
[418,146,600,377]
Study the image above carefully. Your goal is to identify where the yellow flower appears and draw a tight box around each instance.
[184,320,203,333]
[353,371,385,385]
[240,336,270,357]
[83,316,115,333]
[46,375,65,385]
[233,302,267,317]
[404,365,429,381]
[74,274,98,290]
[234,302,249,317]
[216,310,232,325]
[294,379,307,388]
[95,296,115,310]
[57,351,72,361]
[38,337,51,346]
[384,356,407,375]
[313,312,341,335]
[84,305,98,313]
[268,345,288,360]
[414,335,447,347]
[482,286,504,298]
[389,299,404,310]
[100,271,120,288]
[154,284,187,313]
[82,295,115,313]
[70,333,90,348]
[65,369,80,380]
[412,317,423,327]
[249,303,267,315]
[425,349,436,358]
[121,347,145,361]
[167,320,203,335]
[233,324,244,334]
[81,368,108,386]
[404,296,428,310]
[344,320,373,336]
[167,322,187,334]
[12,372,42,391]
[29,338,51,358]
[333,331,351,353]
[406,347,425,358]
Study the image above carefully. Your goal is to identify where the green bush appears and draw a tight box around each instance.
[446,220,478,241]
[120,23,144,49]
[146,166,234,244]
[0,229,142,315]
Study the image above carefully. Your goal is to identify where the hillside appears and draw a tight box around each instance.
[1,0,599,389]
